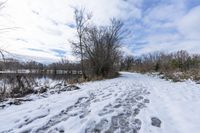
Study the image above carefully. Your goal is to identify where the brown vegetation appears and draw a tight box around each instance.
[121,50,200,82]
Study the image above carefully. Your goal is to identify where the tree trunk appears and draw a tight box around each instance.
[80,37,87,79]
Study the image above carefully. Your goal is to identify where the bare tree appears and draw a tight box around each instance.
[0,49,5,62]
[70,8,92,79]
[122,55,135,71]
[0,1,5,10]
[82,19,124,77]
[0,1,6,69]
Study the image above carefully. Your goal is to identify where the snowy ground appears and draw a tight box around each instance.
[0,72,200,133]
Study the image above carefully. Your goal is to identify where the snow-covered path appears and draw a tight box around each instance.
[0,72,200,133]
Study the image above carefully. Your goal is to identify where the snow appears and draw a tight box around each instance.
[0,72,200,133]
[137,73,200,133]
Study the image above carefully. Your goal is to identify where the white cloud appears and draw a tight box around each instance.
[134,39,200,56]
[0,0,141,63]
[143,1,186,31]
[121,46,135,56]
[177,5,200,39]
[134,1,200,56]
[0,0,200,63]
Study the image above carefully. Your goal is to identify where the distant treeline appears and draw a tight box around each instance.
[0,58,81,74]
[121,50,200,81]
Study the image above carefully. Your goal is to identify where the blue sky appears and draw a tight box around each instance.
[0,0,200,63]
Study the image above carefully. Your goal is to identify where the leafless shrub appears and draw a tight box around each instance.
[70,8,124,78]
[83,18,124,77]
[121,50,200,81]
[9,75,36,98]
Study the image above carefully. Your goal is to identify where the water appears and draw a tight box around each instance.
[0,73,81,99]
[0,73,80,81]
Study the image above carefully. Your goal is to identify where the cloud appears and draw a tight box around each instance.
[130,0,200,55]
[27,48,45,52]
[0,0,200,63]
[51,49,66,57]
[0,0,142,63]
[177,5,200,39]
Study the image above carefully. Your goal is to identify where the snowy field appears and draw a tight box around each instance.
[0,72,200,133]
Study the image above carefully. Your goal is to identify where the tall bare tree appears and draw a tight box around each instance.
[71,8,92,79]
[82,19,124,77]
[0,1,6,68]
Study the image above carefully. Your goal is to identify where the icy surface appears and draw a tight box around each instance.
[0,72,200,133]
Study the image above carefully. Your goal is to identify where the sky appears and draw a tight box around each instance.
[0,0,200,63]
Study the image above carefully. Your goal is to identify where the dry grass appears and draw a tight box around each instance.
[158,69,200,82]
[66,72,120,84]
